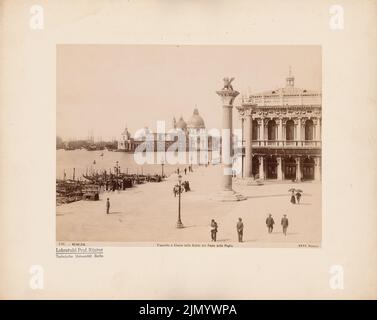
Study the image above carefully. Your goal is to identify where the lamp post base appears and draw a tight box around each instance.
[176,220,184,228]
[211,190,247,202]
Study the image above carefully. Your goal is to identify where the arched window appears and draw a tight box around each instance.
[266,156,277,179]
[252,155,260,177]
[305,120,314,140]
[284,157,296,180]
[252,120,258,140]
[286,120,294,141]
[267,120,276,141]
[302,157,315,180]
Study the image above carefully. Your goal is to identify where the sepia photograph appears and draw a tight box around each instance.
[56,45,322,247]
[1,0,376,301]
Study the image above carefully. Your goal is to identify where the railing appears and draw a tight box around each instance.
[251,140,321,148]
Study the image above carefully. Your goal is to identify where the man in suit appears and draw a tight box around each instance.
[236,218,244,242]
[106,198,110,214]
[210,219,218,242]
[281,214,289,236]
[266,214,275,233]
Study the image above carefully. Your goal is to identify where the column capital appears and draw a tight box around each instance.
[236,105,254,118]
[216,89,239,106]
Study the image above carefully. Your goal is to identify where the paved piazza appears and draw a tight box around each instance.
[57,164,321,246]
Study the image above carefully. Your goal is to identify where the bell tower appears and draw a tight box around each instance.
[286,66,295,87]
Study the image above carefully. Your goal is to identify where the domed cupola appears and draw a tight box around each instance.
[187,108,205,129]
[175,116,187,130]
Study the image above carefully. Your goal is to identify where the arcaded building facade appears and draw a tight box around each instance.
[238,71,321,181]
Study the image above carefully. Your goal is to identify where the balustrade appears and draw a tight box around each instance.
[251,140,321,148]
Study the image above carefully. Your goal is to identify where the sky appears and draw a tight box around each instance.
[57,45,321,141]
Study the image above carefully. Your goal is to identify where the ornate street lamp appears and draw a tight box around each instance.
[115,161,119,177]
[177,174,184,228]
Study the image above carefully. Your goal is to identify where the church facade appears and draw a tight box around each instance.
[237,71,322,181]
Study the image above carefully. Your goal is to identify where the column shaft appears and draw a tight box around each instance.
[298,118,302,141]
[296,157,302,181]
[244,115,253,178]
[222,105,233,191]
[259,156,264,180]
[259,119,264,141]
[314,157,321,181]
[277,157,283,180]
[278,118,283,145]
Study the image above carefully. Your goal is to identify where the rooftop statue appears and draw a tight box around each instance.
[222,77,235,91]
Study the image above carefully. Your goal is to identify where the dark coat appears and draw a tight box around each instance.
[266,217,275,226]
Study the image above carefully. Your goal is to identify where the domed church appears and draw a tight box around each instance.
[187,108,205,133]
[173,108,206,134]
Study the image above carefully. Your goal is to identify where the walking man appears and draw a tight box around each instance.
[266,214,275,233]
[210,219,218,242]
[296,192,302,204]
[184,168,187,175]
[281,214,289,236]
[236,218,244,242]
[106,198,110,214]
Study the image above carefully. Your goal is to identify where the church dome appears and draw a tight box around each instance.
[187,109,205,129]
[175,116,187,130]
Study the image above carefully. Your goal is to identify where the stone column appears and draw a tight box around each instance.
[277,118,283,145]
[259,156,264,180]
[314,157,321,181]
[296,157,302,181]
[236,105,254,179]
[277,157,283,180]
[297,118,302,141]
[259,118,264,142]
[314,118,320,141]
[214,78,246,201]
[243,109,253,178]
[282,119,287,141]
[264,119,269,142]
[257,118,264,145]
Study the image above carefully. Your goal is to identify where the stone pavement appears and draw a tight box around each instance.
[56,164,321,246]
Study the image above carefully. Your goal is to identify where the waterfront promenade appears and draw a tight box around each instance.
[56,164,321,246]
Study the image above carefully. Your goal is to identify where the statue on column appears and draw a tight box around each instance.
[222,77,235,91]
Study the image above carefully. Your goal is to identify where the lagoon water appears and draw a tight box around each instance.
[56,149,217,180]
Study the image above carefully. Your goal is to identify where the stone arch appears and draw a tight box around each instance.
[286,119,295,141]
[252,120,258,140]
[266,155,278,179]
[305,119,314,140]
[302,157,315,180]
[252,155,260,178]
[267,120,277,141]
[284,156,296,180]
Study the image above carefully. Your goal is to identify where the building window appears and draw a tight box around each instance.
[303,157,315,180]
[252,120,258,140]
[286,120,294,141]
[305,119,314,140]
[267,120,277,141]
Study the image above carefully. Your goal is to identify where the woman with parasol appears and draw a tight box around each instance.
[295,189,303,204]
[288,188,296,204]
